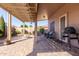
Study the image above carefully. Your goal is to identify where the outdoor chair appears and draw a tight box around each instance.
[44,31,56,39]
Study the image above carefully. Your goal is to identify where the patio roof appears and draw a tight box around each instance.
[0,3,38,22]
[0,3,65,22]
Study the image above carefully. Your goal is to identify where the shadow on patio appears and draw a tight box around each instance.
[27,35,79,56]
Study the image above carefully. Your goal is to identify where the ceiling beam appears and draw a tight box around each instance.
[0,4,38,22]
[0,4,36,8]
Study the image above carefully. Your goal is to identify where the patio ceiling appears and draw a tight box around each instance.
[0,3,65,22]
[37,3,65,20]
[0,3,38,22]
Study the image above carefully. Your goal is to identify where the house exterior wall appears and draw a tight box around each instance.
[48,4,79,48]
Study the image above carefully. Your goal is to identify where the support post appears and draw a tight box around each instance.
[5,13,12,44]
[23,22,25,36]
[34,20,37,42]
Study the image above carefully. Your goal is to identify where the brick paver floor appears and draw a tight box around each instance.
[27,35,79,56]
[0,35,78,56]
[0,35,34,56]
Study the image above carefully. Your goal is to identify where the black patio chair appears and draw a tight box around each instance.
[44,31,56,39]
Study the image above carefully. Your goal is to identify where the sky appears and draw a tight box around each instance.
[0,8,48,27]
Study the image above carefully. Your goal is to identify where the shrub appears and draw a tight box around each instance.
[15,30,21,34]
[25,30,28,34]
[39,28,45,34]
[11,27,16,36]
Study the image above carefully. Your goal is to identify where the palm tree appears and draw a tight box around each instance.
[21,23,28,28]
[21,25,23,27]
[25,24,28,28]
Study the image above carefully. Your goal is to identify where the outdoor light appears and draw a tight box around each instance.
[43,16,45,18]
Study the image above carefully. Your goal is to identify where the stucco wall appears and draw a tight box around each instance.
[48,4,79,48]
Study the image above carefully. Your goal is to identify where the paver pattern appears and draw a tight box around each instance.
[0,35,34,56]
[30,35,76,56]
[0,35,78,56]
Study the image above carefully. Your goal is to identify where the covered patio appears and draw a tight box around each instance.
[0,34,78,56]
[0,3,79,56]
